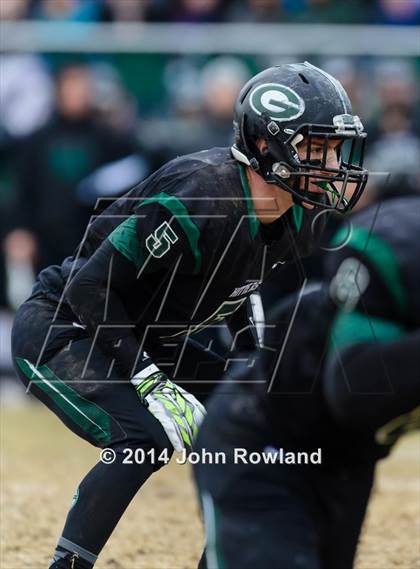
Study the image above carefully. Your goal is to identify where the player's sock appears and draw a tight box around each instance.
[51,449,155,563]
[49,540,96,568]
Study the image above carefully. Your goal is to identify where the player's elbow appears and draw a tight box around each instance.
[65,271,84,315]
[65,267,100,317]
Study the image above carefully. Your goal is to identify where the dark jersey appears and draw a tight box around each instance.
[251,196,420,463]
[325,195,420,329]
[34,148,322,376]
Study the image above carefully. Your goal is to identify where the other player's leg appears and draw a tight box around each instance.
[194,384,323,569]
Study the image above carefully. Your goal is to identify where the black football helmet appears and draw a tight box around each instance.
[232,61,368,212]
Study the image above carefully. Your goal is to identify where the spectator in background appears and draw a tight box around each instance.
[346,60,419,210]
[0,0,54,142]
[363,110,420,207]
[371,60,419,134]
[320,57,364,116]
[227,0,371,23]
[147,0,228,22]
[373,0,420,25]
[0,54,54,141]
[227,0,283,22]
[31,0,105,22]
[367,60,419,162]
[104,0,150,22]
[0,146,19,311]
[199,56,250,146]
[282,0,370,24]
[141,56,249,164]
[0,0,52,311]
[76,63,150,208]
[0,0,30,20]
[91,62,140,135]
[4,63,137,277]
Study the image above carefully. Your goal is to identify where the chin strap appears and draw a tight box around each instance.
[231,144,251,166]
[313,181,349,208]
[231,145,260,171]
[232,112,262,171]
[291,191,305,207]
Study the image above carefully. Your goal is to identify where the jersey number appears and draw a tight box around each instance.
[163,298,247,338]
[146,222,178,258]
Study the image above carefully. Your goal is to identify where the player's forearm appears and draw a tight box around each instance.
[324,329,420,431]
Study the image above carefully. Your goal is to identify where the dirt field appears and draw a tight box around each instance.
[1,404,419,569]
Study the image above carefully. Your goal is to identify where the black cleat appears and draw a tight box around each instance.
[49,552,89,569]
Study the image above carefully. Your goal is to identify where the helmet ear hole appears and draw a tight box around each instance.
[256,138,269,155]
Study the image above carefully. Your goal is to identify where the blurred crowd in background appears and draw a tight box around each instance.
[1,0,419,25]
[0,1,419,380]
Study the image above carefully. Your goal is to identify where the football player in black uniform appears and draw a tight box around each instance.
[11,62,367,568]
[194,196,420,569]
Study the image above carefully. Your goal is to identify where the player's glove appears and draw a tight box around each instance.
[131,369,206,453]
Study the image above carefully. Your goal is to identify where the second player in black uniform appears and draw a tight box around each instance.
[194,196,420,569]
[11,62,367,568]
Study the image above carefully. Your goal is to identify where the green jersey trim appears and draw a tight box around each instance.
[330,311,405,352]
[238,164,260,240]
[108,192,202,273]
[108,215,143,268]
[137,192,202,273]
[292,205,303,232]
[15,357,112,445]
[331,226,408,316]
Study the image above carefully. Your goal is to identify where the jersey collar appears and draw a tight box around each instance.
[238,163,260,240]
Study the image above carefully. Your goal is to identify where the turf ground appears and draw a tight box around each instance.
[1,403,419,569]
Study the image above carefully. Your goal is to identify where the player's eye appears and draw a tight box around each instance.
[310,145,324,158]
[334,141,344,156]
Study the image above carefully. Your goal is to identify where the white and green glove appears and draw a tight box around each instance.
[131,366,206,453]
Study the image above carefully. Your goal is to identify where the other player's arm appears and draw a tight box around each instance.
[323,230,420,431]
[325,326,420,431]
